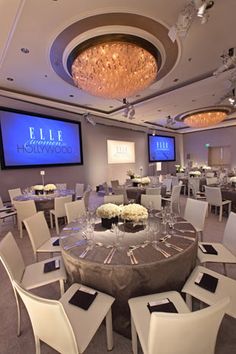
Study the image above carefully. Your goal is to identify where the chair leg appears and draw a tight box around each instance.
[50,212,53,229]
[59,279,65,296]
[219,206,222,222]
[185,293,193,311]
[223,263,227,276]
[19,222,23,239]
[34,334,41,354]
[228,203,231,215]
[131,316,138,354]
[105,308,113,351]
[55,217,59,235]
[13,288,21,336]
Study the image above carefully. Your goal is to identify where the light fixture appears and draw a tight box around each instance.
[67,34,160,99]
[83,112,96,126]
[152,130,156,136]
[176,106,232,128]
[122,98,136,120]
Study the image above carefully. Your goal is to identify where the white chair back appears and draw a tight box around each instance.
[75,183,84,199]
[0,196,4,209]
[141,194,162,211]
[206,172,215,178]
[14,200,37,238]
[0,232,25,284]
[162,178,172,193]
[65,200,86,223]
[171,185,181,210]
[206,177,218,185]
[104,194,124,205]
[146,187,161,195]
[148,298,229,354]
[223,212,236,255]
[171,176,179,188]
[13,281,78,354]
[23,212,51,255]
[111,180,119,189]
[188,178,200,197]
[113,187,129,204]
[8,188,22,205]
[205,186,222,206]
[184,198,208,233]
[54,196,72,217]
[55,183,67,191]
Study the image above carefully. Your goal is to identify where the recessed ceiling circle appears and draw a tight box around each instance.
[50,12,179,97]
[175,106,233,128]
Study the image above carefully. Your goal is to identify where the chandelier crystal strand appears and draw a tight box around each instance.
[71,41,158,99]
[184,111,227,128]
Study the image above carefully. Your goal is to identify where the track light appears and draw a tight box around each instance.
[152,130,156,136]
[83,112,96,126]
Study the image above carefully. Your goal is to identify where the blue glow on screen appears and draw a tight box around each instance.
[148,135,175,162]
[0,110,83,167]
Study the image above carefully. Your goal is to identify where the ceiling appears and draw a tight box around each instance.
[0,0,236,133]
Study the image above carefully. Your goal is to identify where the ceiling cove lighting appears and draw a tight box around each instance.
[176,106,232,128]
[67,34,160,99]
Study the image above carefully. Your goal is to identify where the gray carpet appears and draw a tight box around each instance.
[0,194,235,353]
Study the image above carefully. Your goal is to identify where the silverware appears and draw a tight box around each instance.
[163,241,183,252]
[127,251,134,264]
[174,227,195,234]
[106,248,116,264]
[79,246,91,258]
[172,234,195,241]
[104,247,115,264]
[64,240,86,250]
[152,244,170,258]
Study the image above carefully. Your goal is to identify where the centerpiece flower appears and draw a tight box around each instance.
[44,183,57,194]
[127,169,135,179]
[96,203,121,229]
[32,184,44,195]
[189,170,201,177]
[230,176,236,187]
[120,203,148,223]
[140,176,151,185]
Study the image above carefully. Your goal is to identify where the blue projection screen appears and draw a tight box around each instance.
[0,109,83,169]
[148,134,176,162]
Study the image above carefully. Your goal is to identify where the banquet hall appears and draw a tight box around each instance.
[0,1,236,353]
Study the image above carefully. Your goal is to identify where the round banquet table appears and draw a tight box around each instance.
[14,189,75,212]
[126,185,166,203]
[60,216,197,337]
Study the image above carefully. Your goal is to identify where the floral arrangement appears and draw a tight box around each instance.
[230,176,236,183]
[189,170,201,176]
[140,176,151,185]
[120,203,148,223]
[32,184,44,190]
[175,164,185,173]
[44,183,57,191]
[96,203,121,219]
[127,169,135,177]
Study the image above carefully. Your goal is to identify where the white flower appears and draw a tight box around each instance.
[32,184,44,190]
[141,177,150,185]
[127,169,135,177]
[230,176,236,183]
[44,184,57,191]
[96,203,121,219]
[189,171,201,176]
[120,204,148,222]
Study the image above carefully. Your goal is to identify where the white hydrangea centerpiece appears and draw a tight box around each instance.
[32,184,44,190]
[141,177,151,185]
[44,183,57,191]
[230,176,236,183]
[189,171,201,176]
[120,203,148,223]
[127,169,135,178]
[96,203,121,219]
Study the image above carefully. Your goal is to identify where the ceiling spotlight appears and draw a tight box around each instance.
[152,130,156,136]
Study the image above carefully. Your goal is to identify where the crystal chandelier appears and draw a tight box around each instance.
[176,106,231,128]
[68,34,159,99]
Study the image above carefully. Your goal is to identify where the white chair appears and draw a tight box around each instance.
[162,178,172,193]
[188,179,206,200]
[0,196,17,223]
[13,281,115,354]
[111,180,119,189]
[50,195,72,234]
[104,194,124,205]
[184,198,208,241]
[128,290,228,354]
[65,199,86,223]
[8,188,22,206]
[75,183,84,199]
[206,177,218,185]
[55,183,67,191]
[182,265,236,318]
[162,185,181,214]
[14,200,37,238]
[171,176,179,188]
[197,211,236,274]
[206,172,215,178]
[0,232,66,336]
[113,187,129,204]
[205,186,231,222]
[141,194,162,211]
[23,211,61,262]
[145,187,161,195]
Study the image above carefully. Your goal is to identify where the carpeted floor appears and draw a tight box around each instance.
[0,193,235,353]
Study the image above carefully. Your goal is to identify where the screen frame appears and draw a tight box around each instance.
[148,134,176,162]
[0,107,84,169]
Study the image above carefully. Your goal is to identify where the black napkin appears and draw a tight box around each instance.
[195,272,218,293]
[199,244,218,255]
[69,288,97,310]
[147,299,177,313]
[52,238,60,246]
[43,259,60,273]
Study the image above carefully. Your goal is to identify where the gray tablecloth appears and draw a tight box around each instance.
[126,186,166,203]
[60,218,197,337]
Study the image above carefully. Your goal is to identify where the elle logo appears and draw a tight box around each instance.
[29,127,63,141]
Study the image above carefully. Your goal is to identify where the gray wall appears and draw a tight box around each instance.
[183,125,236,168]
[0,97,181,201]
